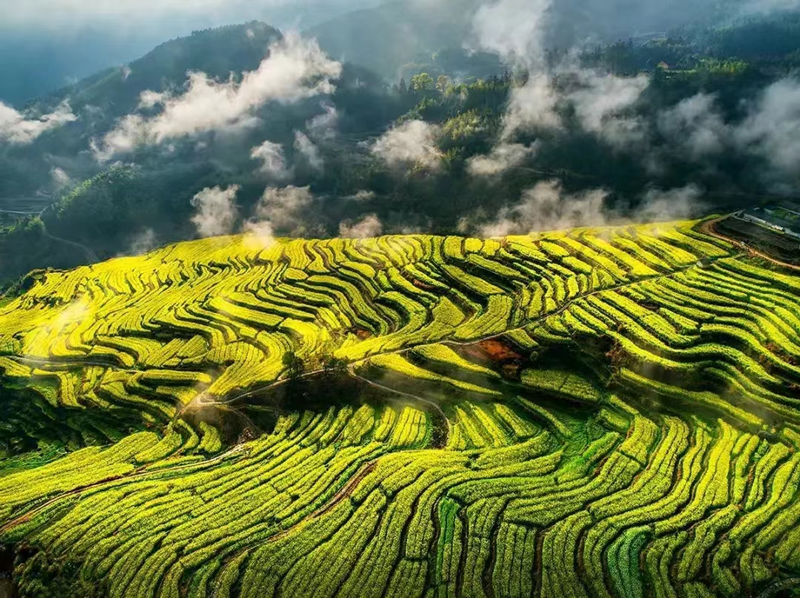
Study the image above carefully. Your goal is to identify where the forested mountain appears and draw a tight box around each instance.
[1,9,800,289]
[306,0,498,79]
[0,0,383,106]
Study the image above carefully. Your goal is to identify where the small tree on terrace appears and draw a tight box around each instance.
[282,351,305,381]
[410,73,435,91]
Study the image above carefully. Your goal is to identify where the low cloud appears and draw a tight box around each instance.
[735,78,800,184]
[190,185,240,238]
[467,142,539,176]
[471,0,552,68]
[51,167,72,189]
[90,115,145,161]
[568,72,650,149]
[470,0,658,155]
[0,101,77,145]
[93,33,342,160]
[339,214,383,238]
[472,0,561,140]
[658,93,729,160]
[138,89,168,110]
[245,185,314,237]
[480,180,610,236]
[127,228,158,256]
[478,180,703,236]
[372,120,443,171]
[501,75,562,138]
[306,103,339,141]
[242,219,275,250]
[346,190,376,201]
[637,185,705,222]
[251,140,292,179]
[294,131,324,171]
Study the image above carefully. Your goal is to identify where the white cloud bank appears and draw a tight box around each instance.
[93,33,342,161]
[372,120,443,171]
[480,180,609,236]
[0,101,77,144]
[502,75,563,137]
[243,185,314,247]
[479,181,702,236]
[568,71,651,149]
[736,78,800,182]
[190,185,240,237]
[471,0,552,68]
[470,0,653,154]
[294,131,324,171]
[306,104,339,141]
[467,142,539,176]
[658,93,729,160]
[251,140,292,180]
[51,167,72,189]
[339,214,383,238]
[656,80,800,186]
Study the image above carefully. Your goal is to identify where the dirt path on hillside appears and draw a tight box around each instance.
[41,223,99,263]
[0,445,246,534]
[701,216,800,272]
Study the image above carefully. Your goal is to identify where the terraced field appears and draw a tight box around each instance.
[2,219,800,597]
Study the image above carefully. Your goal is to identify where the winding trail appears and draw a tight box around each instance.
[348,364,452,445]
[41,224,99,263]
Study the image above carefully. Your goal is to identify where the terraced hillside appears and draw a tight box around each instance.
[2,220,800,597]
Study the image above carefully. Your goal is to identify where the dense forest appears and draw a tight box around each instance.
[1,10,799,287]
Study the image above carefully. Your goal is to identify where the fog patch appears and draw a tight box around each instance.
[467,142,539,176]
[251,140,292,180]
[339,214,383,238]
[294,131,324,172]
[480,180,609,236]
[637,185,705,222]
[735,78,800,186]
[567,71,650,149]
[242,219,276,250]
[346,190,376,202]
[93,33,342,160]
[190,185,240,238]
[50,167,72,190]
[128,228,158,256]
[502,76,563,137]
[244,185,314,244]
[477,181,705,236]
[471,0,552,67]
[306,103,339,141]
[0,101,77,145]
[371,120,443,171]
[658,94,729,160]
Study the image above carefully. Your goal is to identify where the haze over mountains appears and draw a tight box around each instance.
[3,0,795,105]
[0,0,799,289]
[0,0,382,106]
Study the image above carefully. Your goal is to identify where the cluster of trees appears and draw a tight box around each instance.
[580,12,800,75]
